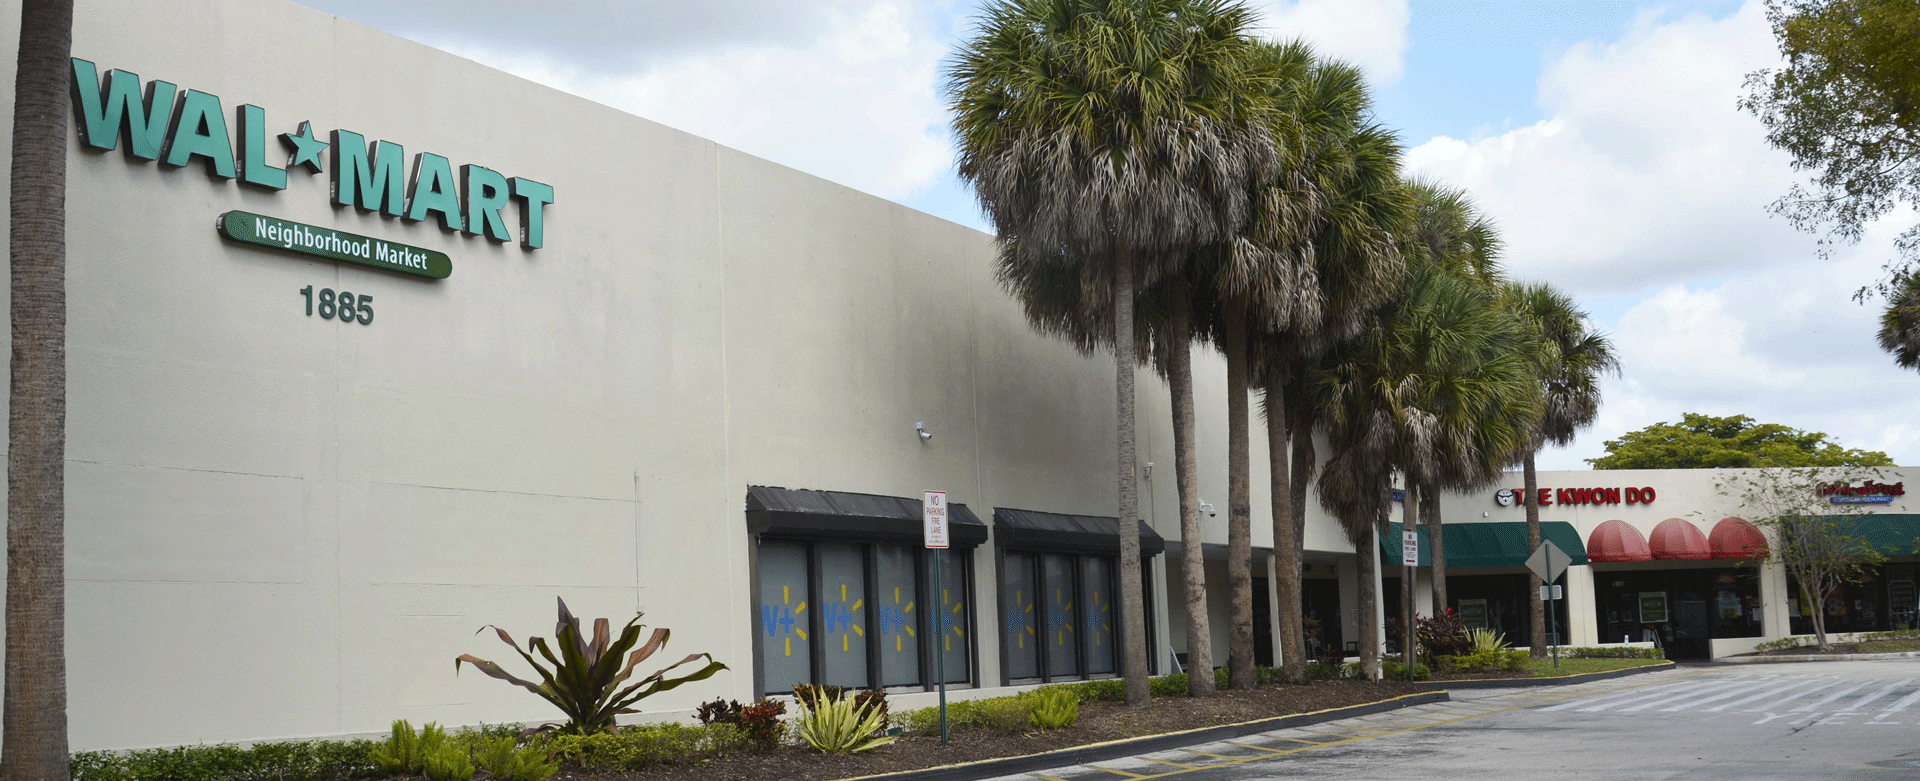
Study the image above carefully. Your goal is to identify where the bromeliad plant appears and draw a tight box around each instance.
[456,598,727,735]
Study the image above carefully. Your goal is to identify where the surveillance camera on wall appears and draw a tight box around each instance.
[1199,500,1216,517]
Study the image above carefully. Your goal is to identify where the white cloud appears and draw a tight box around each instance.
[1250,0,1412,85]
[426,0,953,202]
[1402,0,1920,469]
[1404,2,1802,294]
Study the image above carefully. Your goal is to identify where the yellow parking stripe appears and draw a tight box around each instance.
[1138,757,1204,770]
[1222,740,1285,754]
[1177,749,1239,760]
[1081,764,1148,778]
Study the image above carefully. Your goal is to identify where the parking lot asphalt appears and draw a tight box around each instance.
[972,660,1920,780]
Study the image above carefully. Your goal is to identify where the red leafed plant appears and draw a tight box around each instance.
[457,598,726,735]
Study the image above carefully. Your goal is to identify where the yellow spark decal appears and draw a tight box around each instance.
[843,634,849,652]
[841,584,847,601]
[853,598,863,609]
[896,636,902,652]
[796,628,808,639]
[853,625,864,637]
[785,637,792,657]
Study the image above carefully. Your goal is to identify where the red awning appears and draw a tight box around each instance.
[1709,516,1769,559]
[1650,518,1712,560]
[1587,519,1652,562]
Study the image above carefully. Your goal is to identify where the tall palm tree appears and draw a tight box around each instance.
[947,0,1277,705]
[1394,181,1513,615]
[1878,273,1920,371]
[6,1,74,779]
[1243,55,1411,686]
[1313,267,1538,678]
[1509,282,1618,656]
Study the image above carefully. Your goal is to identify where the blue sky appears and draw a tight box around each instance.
[300,0,1920,470]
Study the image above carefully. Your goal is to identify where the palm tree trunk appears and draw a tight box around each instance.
[1422,483,1447,612]
[1223,304,1254,690]
[1358,510,1383,680]
[1265,380,1305,685]
[1166,276,1215,696]
[1402,485,1418,674]
[1114,251,1151,708]
[1289,422,1313,672]
[6,1,73,778]
[1524,452,1546,658]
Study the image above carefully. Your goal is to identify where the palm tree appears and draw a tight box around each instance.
[1878,273,1920,371]
[6,1,74,779]
[1394,180,1514,615]
[1313,266,1538,678]
[1508,282,1619,656]
[1240,51,1411,686]
[947,0,1277,705]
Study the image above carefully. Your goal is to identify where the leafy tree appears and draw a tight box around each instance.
[1739,0,1920,300]
[1587,413,1893,469]
[1507,283,1618,657]
[6,1,74,779]
[1715,467,1889,651]
[946,0,1278,705]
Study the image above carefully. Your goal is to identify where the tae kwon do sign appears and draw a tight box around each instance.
[70,57,554,277]
[1819,481,1905,504]
[1495,487,1657,507]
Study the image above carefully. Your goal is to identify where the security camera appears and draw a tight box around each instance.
[1199,500,1217,517]
[915,422,932,441]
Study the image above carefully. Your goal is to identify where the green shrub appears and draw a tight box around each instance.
[547,723,750,773]
[1753,636,1803,653]
[70,740,377,781]
[456,598,726,735]
[474,737,558,781]
[371,720,473,780]
[898,696,1029,736]
[1305,661,1345,680]
[1343,661,1364,679]
[1150,673,1188,697]
[695,697,787,748]
[1026,686,1080,729]
[1066,678,1127,702]
[1381,659,1431,680]
[1564,646,1666,659]
[1467,628,1511,654]
[795,694,894,753]
[1445,648,1529,672]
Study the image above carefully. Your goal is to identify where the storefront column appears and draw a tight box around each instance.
[1369,525,1386,659]
[1566,565,1598,646]
[1151,555,1174,671]
[1338,555,1360,656]
[1413,568,1435,619]
[1760,559,1791,641]
[1266,554,1285,668]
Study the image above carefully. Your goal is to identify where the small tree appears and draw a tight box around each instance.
[1717,467,1889,651]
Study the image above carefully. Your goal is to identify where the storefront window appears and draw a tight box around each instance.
[1787,562,1918,635]
[755,539,973,694]
[1593,567,1761,659]
[1001,550,1143,683]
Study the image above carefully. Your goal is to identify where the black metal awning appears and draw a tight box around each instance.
[745,485,988,548]
[992,507,1165,556]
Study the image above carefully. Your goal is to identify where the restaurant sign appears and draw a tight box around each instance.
[1495,486,1656,507]
[1818,481,1904,504]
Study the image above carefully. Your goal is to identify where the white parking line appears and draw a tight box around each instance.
[1882,685,1920,713]
[1617,681,1752,712]
[1838,678,1914,712]
[1744,677,1847,712]
[1791,680,1873,712]
[1707,677,1832,712]
[1536,678,1716,712]
[1657,679,1783,712]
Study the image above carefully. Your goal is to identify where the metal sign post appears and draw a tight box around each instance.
[1402,527,1418,680]
[1526,540,1570,669]
[923,491,949,744]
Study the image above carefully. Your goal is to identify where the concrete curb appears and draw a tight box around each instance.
[1718,651,1920,664]
[839,691,1450,781]
[1411,659,1674,689]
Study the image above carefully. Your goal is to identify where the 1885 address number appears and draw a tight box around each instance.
[299,285,374,324]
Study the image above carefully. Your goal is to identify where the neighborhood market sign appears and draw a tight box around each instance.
[69,58,554,276]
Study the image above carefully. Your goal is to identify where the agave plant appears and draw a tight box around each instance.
[1467,628,1511,654]
[456,598,726,735]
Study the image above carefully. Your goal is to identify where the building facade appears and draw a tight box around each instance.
[10,0,1917,753]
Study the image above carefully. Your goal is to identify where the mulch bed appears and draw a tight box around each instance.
[1751,639,1915,655]
[568,680,1429,781]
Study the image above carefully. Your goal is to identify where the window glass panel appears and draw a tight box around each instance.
[1044,554,1080,678]
[818,543,869,688]
[936,551,969,683]
[875,545,921,687]
[1002,553,1039,680]
[1082,556,1115,675]
[758,542,812,693]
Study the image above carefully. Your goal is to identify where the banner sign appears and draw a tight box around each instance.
[219,211,451,279]
[1819,481,1903,504]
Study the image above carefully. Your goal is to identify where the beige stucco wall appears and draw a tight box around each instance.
[0,0,1382,752]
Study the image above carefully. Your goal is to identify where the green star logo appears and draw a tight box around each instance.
[280,120,327,174]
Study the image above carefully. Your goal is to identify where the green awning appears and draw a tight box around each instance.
[1845,514,1920,556]
[1381,521,1588,568]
